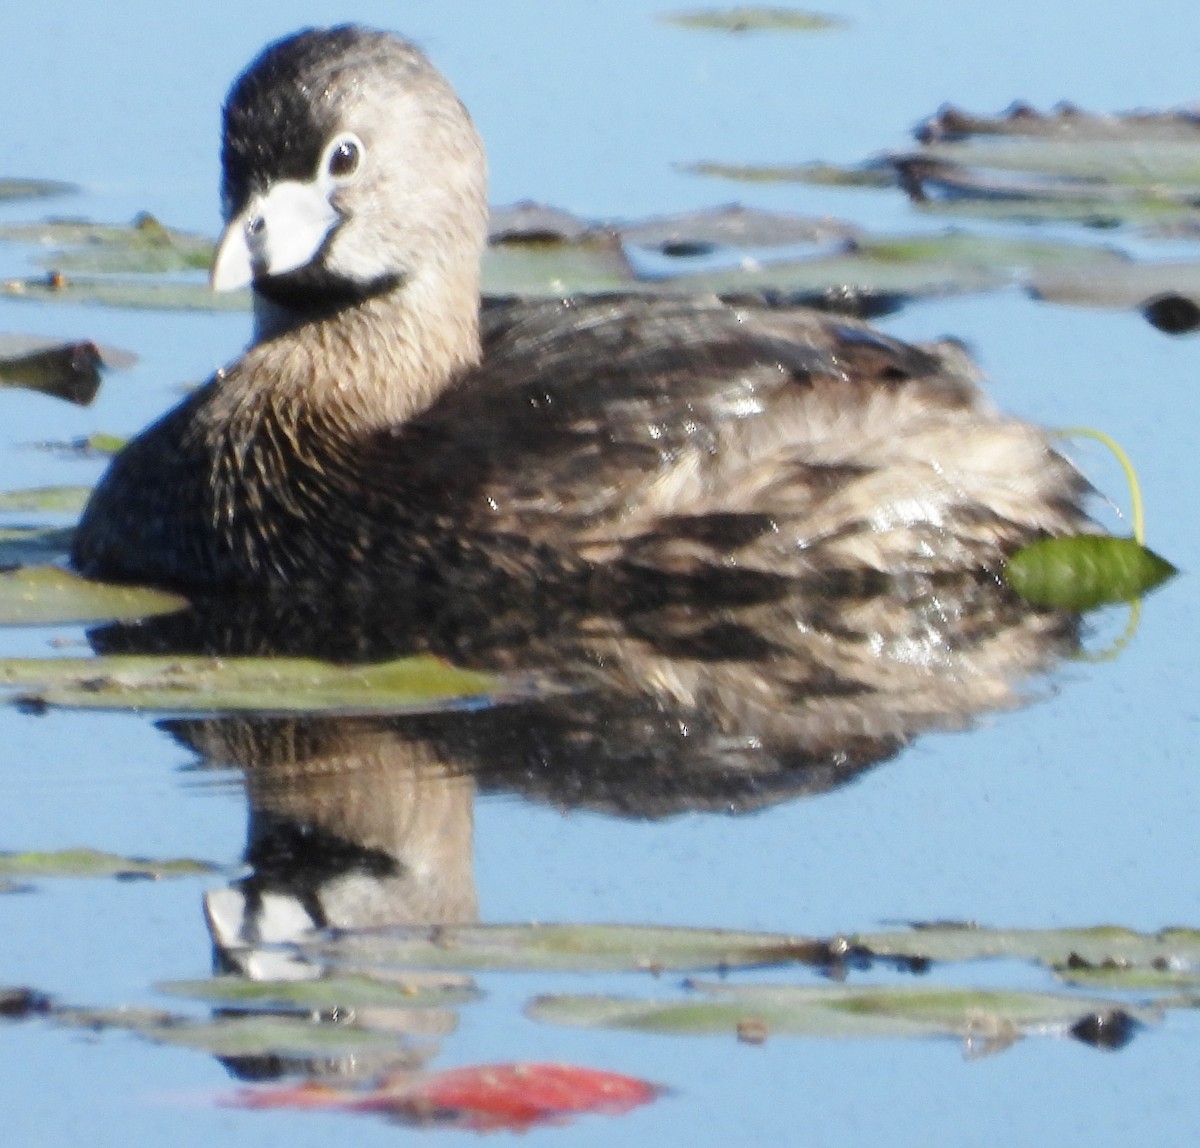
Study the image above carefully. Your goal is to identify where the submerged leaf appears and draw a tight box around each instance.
[230,1062,662,1130]
[1004,535,1176,610]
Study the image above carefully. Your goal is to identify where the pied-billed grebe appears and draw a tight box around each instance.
[71,25,1089,595]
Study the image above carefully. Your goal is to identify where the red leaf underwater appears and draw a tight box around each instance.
[228,1061,662,1130]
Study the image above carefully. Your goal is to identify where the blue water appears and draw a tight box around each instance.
[3,2,1200,1145]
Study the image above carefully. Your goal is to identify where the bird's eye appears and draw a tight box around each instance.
[324,134,364,183]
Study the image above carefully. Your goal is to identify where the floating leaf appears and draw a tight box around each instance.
[229,1062,662,1130]
[893,104,1200,231]
[0,566,185,626]
[489,202,595,242]
[55,1004,401,1058]
[158,974,479,1011]
[483,236,635,296]
[0,486,91,515]
[0,200,1127,312]
[70,432,126,456]
[1003,535,1176,610]
[0,649,502,714]
[0,214,214,274]
[0,275,248,312]
[0,179,77,203]
[1058,965,1200,991]
[305,922,830,974]
[663,7,844,32]
[856,923,1200,969]
[682,159,893,188]
[0,847,216,880]
[618,204,858,252]
[307,921,1200,977]
[529,983,1152,1048]
[1031,260,1200,321]
[917,103,1200,145]
[654,232,1127,300]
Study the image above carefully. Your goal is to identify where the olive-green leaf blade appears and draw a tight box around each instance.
[1004,535,1177,610]
[528,983,1154,1043]
[0,566,186,626]
[0,650,502,715]
[306,922,828,974]
[158,974,478,1011]
[0,847,216,879]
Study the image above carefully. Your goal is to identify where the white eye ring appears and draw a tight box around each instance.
[321,132,365,186]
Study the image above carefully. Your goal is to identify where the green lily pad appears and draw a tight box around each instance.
[1003,535,1177,610]
[0,275,249,312]
[0,486,91,515]
[528,983,1154,1045]
[158,974,478,1011]
[0,847,216,879]
[663,7,845,32]
[307,923,830,973]
[855,923,1200,969]
[0,214,214,275]
[0,649,501,714]
[483,235,635,296]
[895,104,1200,230]
[55,1004,402,1058]
[0,566,185,626]
[307,922,1200,977]
[657,232,1126,299]
[1058,965,1200,991]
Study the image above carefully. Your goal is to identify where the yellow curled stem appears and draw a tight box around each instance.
[1059,426,1145,545]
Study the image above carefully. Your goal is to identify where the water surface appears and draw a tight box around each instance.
[2,2,1199,1145]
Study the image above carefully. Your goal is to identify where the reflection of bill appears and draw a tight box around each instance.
[167,716,479,1082]
[99,556,1082,1081]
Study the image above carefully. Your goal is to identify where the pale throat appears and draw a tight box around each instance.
[243,252,483,429]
